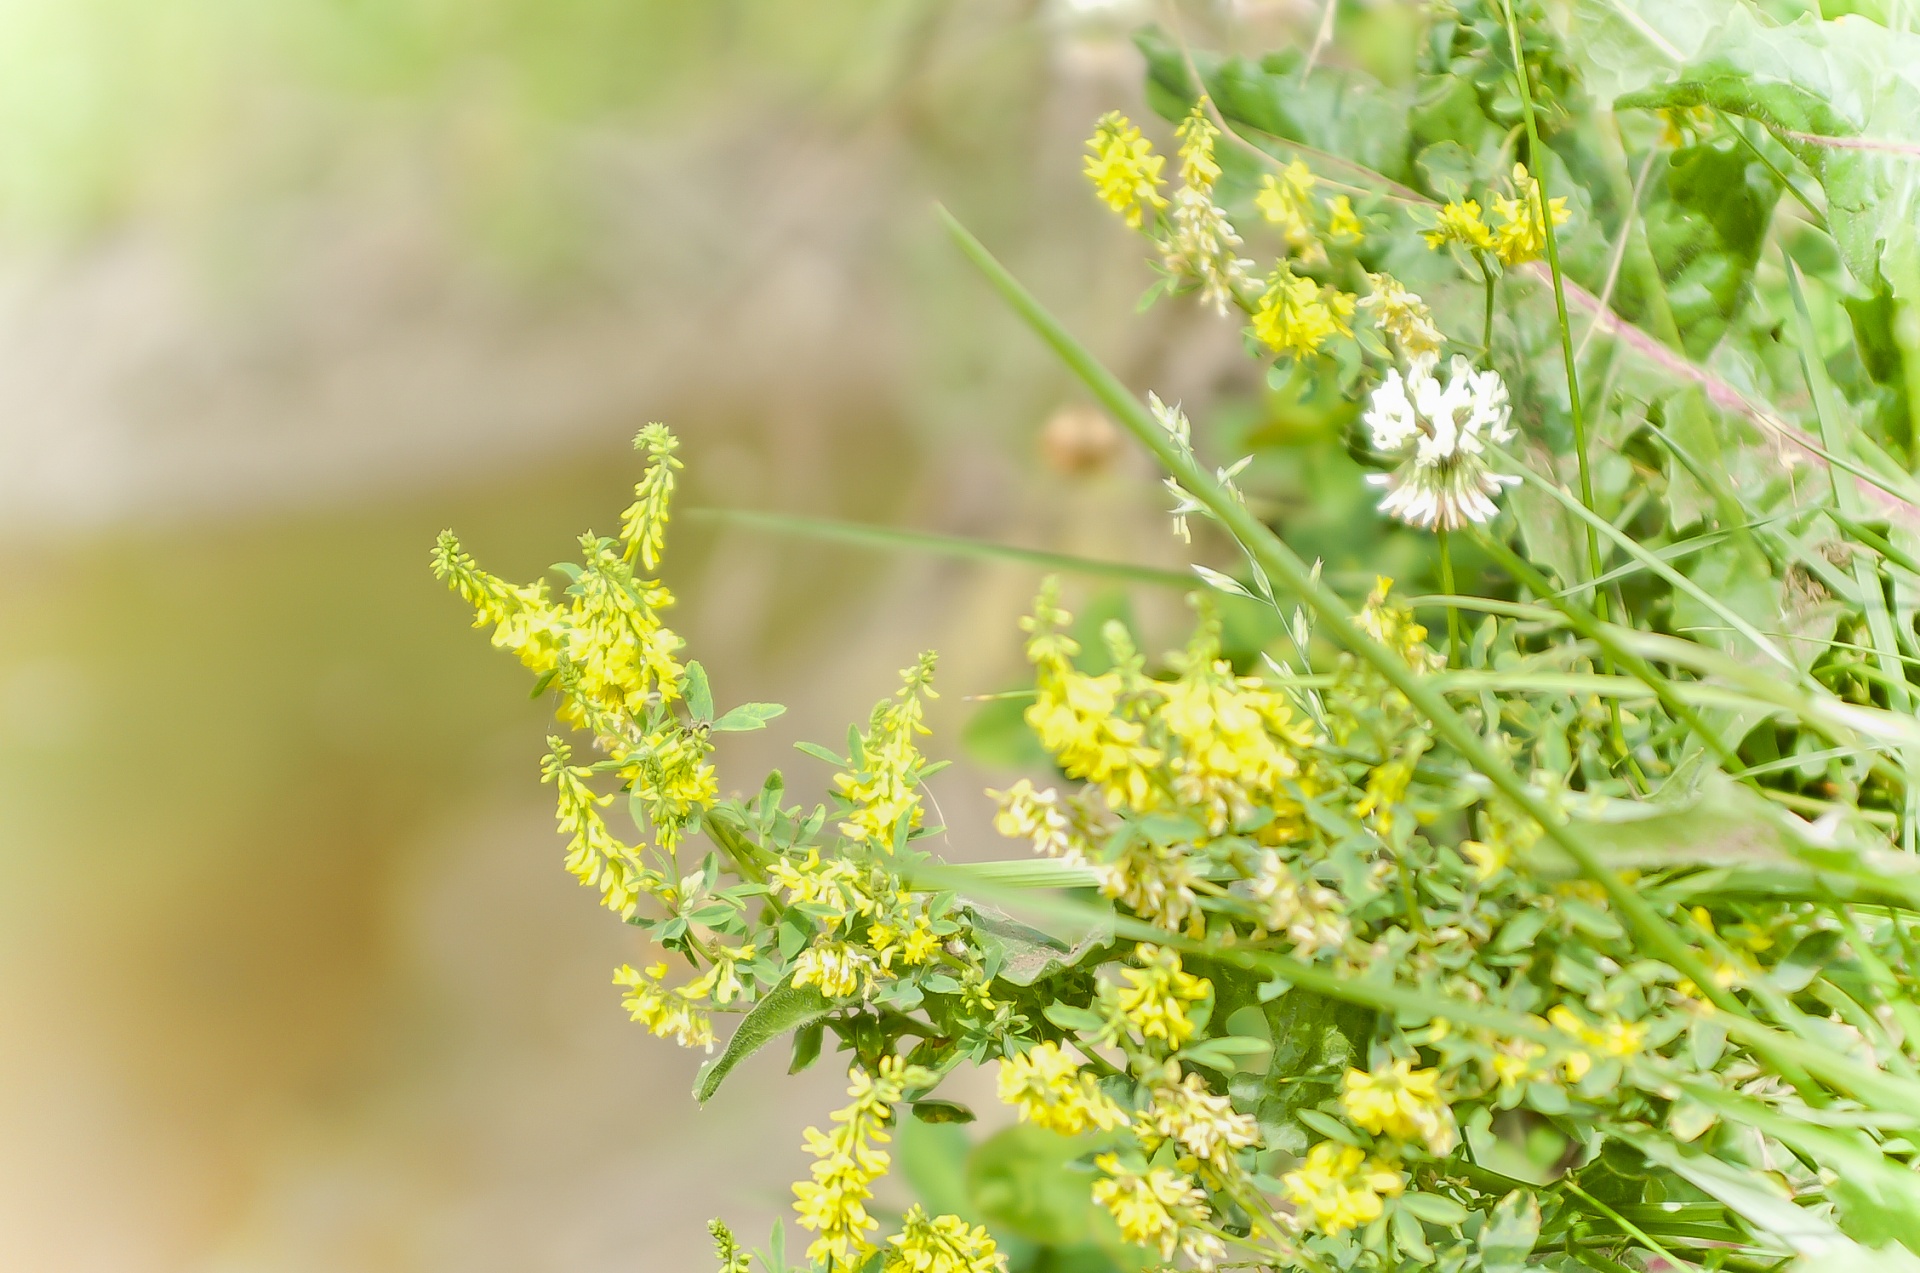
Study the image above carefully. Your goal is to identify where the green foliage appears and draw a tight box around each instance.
[433,2,1920,1272]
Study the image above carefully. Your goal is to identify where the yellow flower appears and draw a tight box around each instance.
[1548,1005,1647,1080]
[619,423,682,570]
[1460,838,1506,881]
[1094,838,1201,932]
[1423,199,1495,252]
[1115,945,1210,1049]
[1253,853,1350,959]
[1251,265,1355,359]
[1176,99,1222,193]
[869,915,940,970]
[1490,164,1569,267]
[996,1041,1129,1135]
[613,962,715,1051]
[624,723,718,850]
[544,739,661,916]
[884,1206,1003,1273]
[768,848,876,929]
[836,653,938,849]
[1281,1142,1406,1235]
[1341,1060,1458,1154]
[1358,271,1443,356]
[1256,161,1321,257]
[1085,112,1168,228]
[1091,1154,1214,1263]
[1159,649,1316,836]
[793,1058,919,1271]
[794,939,884,1000]
[1020,593,1163,811]
[1140,1068,1260,1167]
[1491,1035,1549,1093]
[1326,194,1363,243]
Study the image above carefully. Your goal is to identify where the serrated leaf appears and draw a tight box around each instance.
[694,978,833,1104]
[713,702,786,732]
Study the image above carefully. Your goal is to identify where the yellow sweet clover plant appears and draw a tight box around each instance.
[437,0,1920,1270]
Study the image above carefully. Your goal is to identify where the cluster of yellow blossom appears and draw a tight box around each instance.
[1252,852,1350,958]
[794,939,884,999]
[1425,165,1569,268]
[1092,1155,1224,1268]
[868,913,941,970]
[543,738,659,916]
[613,961,715,1051]
[1255,161,1322,258]
[995,1041,1129,1135]
[793,1058,919,1271]
[1114,944,1211,1049]
[884,1206,1004,1273]
[1281,1142,1407,1235]
[836,654,938,848]
[1251,264,1356,359]
[1341,1059,1458,1154]
[619,424,680,570]
[1547,1005,1647,1080]
[1084,111,1167,229]
[1011,588,1323,928]
[1359,271,1443,356]
[1140,1066,1261,1168]
[1160,101,1256,314]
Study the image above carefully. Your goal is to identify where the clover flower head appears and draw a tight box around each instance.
[1363,353,1516,530]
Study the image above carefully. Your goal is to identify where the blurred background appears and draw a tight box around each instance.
[0,0,1358,1268]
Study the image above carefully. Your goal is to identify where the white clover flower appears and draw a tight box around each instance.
[1363,352,1517,530]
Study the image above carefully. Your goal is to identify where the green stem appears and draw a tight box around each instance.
[1499,0,1604,605]
[1437,527,1462,667]
[1480,254,1497,354]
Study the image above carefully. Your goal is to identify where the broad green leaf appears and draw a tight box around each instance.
[1400,1192,1471,1226]
[693,978,832,1104]
[682,661,713,722]
[712,702,786,732]
[1616,6,1920,299]
[1478,1190,1542,1273]
[969,906,1109,987]
[1636,140,1784,356]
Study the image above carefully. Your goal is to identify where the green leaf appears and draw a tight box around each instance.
[682,661,713,722]
[693,978,832,1104]
[1400,1193,1470,1226]
[713,702,786,732]
[911,1099,977,1124]
[1616,5,1920,298]
[1478,1189,1542,1273]
[1179,1035,1273,1073]
[965,1124,1102,1247]
[1637,140,1785,356]
[970,907,1109,987]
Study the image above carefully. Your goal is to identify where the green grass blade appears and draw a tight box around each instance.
[690,506,1198,589]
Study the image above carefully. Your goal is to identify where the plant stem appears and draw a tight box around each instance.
[1499,0,1605,606]
[1437,527,1462,667]
[1479,255,1497,354]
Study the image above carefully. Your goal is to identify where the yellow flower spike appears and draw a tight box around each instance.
[1141,1068,1260,1167]
[996,1041,1129,1135]
[794,938,885,1000]
[1091,1154,1215,1263]
[543,739,660,916]
[1281,1142,1406,1235]
[1490,163,1570,267]
[1176,99,1223,194]
[793,1058,921,1272]
[1340,1059,1458,1155]
[1326,194,1363,243]
[1256,160,1323,258]
[1084,111,1168,229]
[1359,271,1444,357]
[1115,944,1210,1049]
[884,1206,1003,1273]
[836,653,939,849]
[1251,265,1355,359]
[620,423,682,570]
[1423,198,1495,252]
[613,961,715,1051]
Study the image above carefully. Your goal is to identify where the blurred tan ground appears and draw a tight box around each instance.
[0,1,1278,1268]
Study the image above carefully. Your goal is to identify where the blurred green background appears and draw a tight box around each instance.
[0,0,1370,1268]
